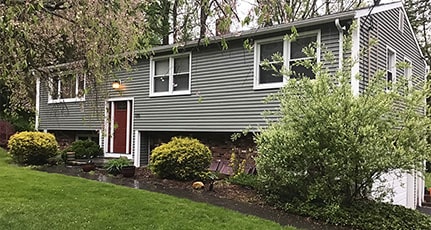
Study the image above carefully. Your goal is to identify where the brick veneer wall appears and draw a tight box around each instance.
[148,131,257,165]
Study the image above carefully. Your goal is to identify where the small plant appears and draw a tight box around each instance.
[105,157,131,175]
[228,173,260,189]
[63,140,102,159]
[150,137,212,181]
[7,131,59,165]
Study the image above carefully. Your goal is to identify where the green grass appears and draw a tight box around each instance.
[0,149,293,230]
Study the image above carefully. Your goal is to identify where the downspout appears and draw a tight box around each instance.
[35,76,40,131]
[335,19,344,70]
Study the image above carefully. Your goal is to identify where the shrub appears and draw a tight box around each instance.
[228,173,260,189]
[283,200,431,230]
[105,157,131,175]
[63,140,103,159]
[256,60,431,205]
[8,131,59,165]
[150,137,212,181]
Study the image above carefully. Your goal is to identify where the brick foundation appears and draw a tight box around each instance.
[147,131,257,166]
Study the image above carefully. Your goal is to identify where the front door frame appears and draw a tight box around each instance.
[104,97,134,159]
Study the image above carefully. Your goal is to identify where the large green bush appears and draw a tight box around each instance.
[8,131,59,165]
[63,140,103,159]
[255,35,431,205]
[150,137,212,181]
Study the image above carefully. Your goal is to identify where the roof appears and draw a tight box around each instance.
[151,1,404,54]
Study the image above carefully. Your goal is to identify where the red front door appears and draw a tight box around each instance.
[109,101,131,154]
[113,101,128,153]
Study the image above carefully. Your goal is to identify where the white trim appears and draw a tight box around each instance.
[386,46,397,84]
[150,52,192,97]
[105,153,133,160]
[398,9,404,32]
[351,19,360,96]
[253,36,285,90]
[109,101,114,153]
[105,97,134,156]
[126,100,131,154]
[103,101,109,154]
[134,130,140,167]
[334,19,344,70]
[98,129,103,149]
[35,77,40,130]
[47,73,86,104]
[107,97,134,102]
[355,2,403,18]
[253,30,321,90]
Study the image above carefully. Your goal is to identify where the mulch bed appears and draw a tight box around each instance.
[38,165,350,230]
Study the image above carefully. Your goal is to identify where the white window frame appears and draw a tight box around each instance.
[48,73,86,103]
[386,47,396,91]
[149,53,192,97]
[404,57,413,90]
[254,30,321,90]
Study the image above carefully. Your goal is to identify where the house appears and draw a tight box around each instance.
[35,2,428,209]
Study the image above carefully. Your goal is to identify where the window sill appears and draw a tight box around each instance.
[48,97,86,104]
[149,91,191,97]
[253,82,284,90]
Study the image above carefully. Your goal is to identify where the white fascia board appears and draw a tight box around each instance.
[355,1,403,18]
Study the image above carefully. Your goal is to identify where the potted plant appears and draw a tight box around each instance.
[105,157,135,177]
[81,159,96,172]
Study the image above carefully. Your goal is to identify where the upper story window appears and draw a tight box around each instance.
[48,73,85,103]
[386,47,396,91]
[150,53,191,96]
[254,31,320,89]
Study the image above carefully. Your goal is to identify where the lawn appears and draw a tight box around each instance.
[0,149,293,230]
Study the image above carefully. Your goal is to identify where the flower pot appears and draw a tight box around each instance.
[81,163,96,172]
[121,166,136,178]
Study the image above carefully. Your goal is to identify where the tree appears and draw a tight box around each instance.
[0,0,156,115]
[245,0,364,27]
[405,0,431,67]
[255,34,431,205]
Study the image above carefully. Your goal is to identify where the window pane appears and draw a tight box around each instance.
[260,42,283,60]
[155,59,169,76]
[60,75,76,99]
[173,74,189,91]
[290,62,315,79]
[154,76,169,92]
[291,36,316,59]
[78,74,85,97]
[50,76,59,99]
[259,63,283,84]
[174,57,189,73]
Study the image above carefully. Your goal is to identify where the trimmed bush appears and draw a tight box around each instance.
[150,137,212,181]
[63,140,103,159]
[8,131,59,165]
